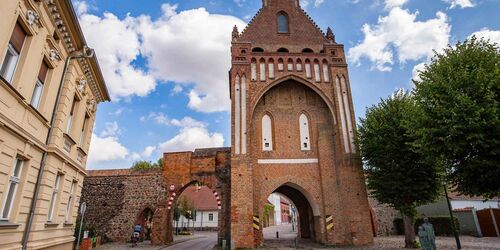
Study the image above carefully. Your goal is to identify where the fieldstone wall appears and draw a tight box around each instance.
[368,196,399,236]
[80,169,164,242]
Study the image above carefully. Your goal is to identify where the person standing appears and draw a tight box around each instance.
[422,218,436,250]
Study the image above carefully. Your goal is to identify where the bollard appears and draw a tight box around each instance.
[222,240,226,250]
[276,231,279,238]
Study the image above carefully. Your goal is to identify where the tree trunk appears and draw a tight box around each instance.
[402,213,417,248]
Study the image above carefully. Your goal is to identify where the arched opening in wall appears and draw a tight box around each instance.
[302,48,314,53]
[135,207,154,242]
[252,47,264,53]
[277,47,289,53]
[171,182,220,239]
[262,184,320,247]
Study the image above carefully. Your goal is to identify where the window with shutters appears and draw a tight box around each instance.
[31,61,49,109]
[1,157,24,220]
[0,22,26,83]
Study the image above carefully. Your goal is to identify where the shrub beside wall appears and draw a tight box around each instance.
[394,217,460,236]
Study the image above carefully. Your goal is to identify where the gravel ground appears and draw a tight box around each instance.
[262,236,500,249]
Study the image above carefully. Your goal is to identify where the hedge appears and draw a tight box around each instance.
[394,217,460,236]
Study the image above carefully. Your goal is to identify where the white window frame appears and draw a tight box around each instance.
[1,157,24,220]
[48,174,62,222]
[208,213,214,221]
[65,181,76,222]
[30,78,44,109]
[0,43,20,83]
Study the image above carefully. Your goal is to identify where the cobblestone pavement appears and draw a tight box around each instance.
[261,235,500,249]
[261,224,500,249]
[95,232,216,250]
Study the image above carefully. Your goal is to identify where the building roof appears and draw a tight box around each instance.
[49,0,110,102]
[178,186,220,211]
[448,191,500,201]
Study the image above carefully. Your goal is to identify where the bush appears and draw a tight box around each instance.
[394,217,459,236]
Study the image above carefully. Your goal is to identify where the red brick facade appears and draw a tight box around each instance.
[151,148,231,245]
[229,0,373,247]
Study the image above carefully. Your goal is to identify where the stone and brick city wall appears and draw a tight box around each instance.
[80,169,164,242]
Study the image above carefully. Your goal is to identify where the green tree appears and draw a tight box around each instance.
[153,158,163,168]
[178,196,194,230]
[131,158,163,170]
[358,91,441,248]
[130,160,154,170]
[413,37,500,199]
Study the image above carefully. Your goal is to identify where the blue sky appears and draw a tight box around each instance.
[75,0,500,169]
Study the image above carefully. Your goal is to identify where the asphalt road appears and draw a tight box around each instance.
[163,235,217,250]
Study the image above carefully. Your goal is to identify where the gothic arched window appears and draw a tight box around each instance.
[299,113,311,150]
[262,114,273,151]
[277,12,289,33]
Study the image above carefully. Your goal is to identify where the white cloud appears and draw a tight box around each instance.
[469,28,500,44]
[77,2,246,112]
[348,7,450,71]
[443,0,475,9]
[108,108,124,116]
[141,146,156,158]
[171,85,183,95]
[234,0,246,7]
[411,62,426,82]
[300,0,326,8]
[88,133,129,164]
[157,126,224,152]
[142,113,207,128]
[100,121,121,137]
[384,0,408,9]
[78,12,156,100]
[136,5,246,112]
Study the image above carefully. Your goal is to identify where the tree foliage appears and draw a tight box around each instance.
[178,196,194,219]
[358,91,441,248]
[413,37,500,199]
[130,158,163,170]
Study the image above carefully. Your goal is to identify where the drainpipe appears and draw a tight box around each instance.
[21,46,95,250]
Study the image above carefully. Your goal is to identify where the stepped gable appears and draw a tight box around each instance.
[238,0,329,53]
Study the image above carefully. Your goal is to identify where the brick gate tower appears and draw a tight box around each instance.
[229,0,373,248]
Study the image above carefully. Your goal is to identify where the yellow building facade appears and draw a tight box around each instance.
[0,0,109,249]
